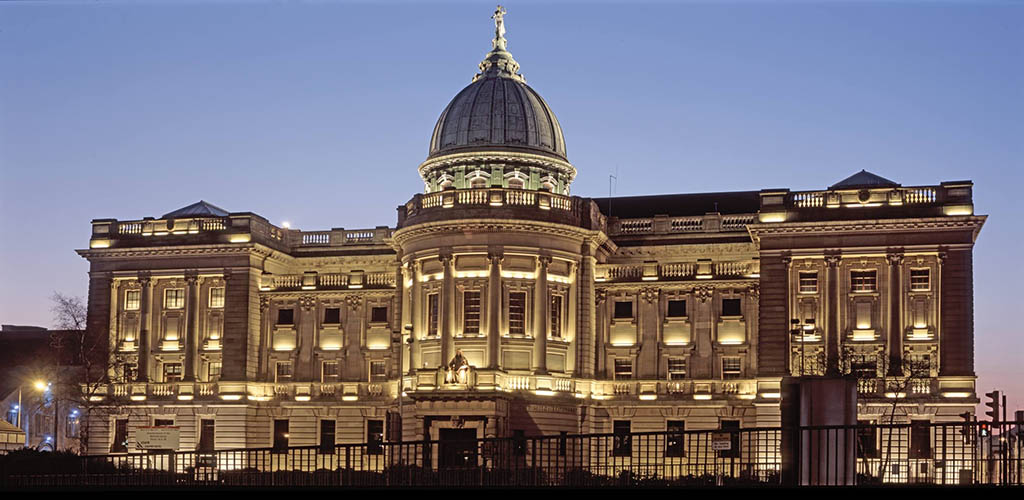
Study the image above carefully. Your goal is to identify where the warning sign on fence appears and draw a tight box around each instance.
[135,426,180,450]
[711,432,732,451]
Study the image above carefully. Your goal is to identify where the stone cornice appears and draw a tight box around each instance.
[77,244,269,261]
[418,151,577,180]
[747,216,987,243]
[392,218,605,247]
[611,242,757,260]
[596,279,757,292]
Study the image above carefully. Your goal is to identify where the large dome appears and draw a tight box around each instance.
[427,7,566,161]
[429,76,566,161]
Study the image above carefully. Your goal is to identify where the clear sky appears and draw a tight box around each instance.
[1,1,1021,414]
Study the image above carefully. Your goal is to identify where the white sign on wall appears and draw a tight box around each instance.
[711,432,732,451]
[135,426,180,450]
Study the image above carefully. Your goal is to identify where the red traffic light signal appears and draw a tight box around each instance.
[985,391,1000,423]
[979,423,991,437]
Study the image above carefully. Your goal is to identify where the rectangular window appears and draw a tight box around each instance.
[370,360,387,382]
[513,430,526,456]
[207,361,222,381]
[164,289,185,309]
[857,420,878,458]
[550,294,563,338]
[613,301,633,319]
[277,308,295,325]
[121,362,138,383]
[371,306,388,323]
[463,291,481,335]
[612,420,631,457]
[851,270,877,292]
[508,291,527,336]
[719,420,740,458]
[666,420,686,458]
[428,293,440,337]
[667,299,687,318]
[322,361,339,382]
[851,358,876,379]
[910,269,930,291]
[276,361,293,382]
[323,307,340,324]
[273,419,289,452]
[111,419,128,453]
[154,418,174,427]
[319,420,336,454]
[125,290,141,311]
[668,358,687,380]
[209,287,225,308]
[197,419,215,453]
[367,419,384,455]
[910,420,932,459]
[722,357,742,380]
[163,363,183,383]
[799,272,818,293]
[614,358,632,380]
[721,298,742,317]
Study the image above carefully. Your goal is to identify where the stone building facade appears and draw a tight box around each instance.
[76,10,984,455]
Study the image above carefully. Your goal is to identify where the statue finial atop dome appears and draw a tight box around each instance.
[474,5,524,83]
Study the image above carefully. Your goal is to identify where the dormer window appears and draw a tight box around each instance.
[508,178,524,189]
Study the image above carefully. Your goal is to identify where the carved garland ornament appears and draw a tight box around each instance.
[345,295,363,309]
[299,295,317,311]
[694,285,714,303]
[639,287,659,304]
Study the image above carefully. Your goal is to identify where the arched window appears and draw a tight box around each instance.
[508,178,524,189]
[470,177,487,189]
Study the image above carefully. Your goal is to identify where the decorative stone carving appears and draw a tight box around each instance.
[345,295,363,309]
[299,295,316,311]
[184,269,199,286]
[137,270,152,287]
[694,285,714,303]
[824,250,842,268]
[886,249,905,266]
[259,296,271,311]
[595,288,607,304]
[639,287,659,304]
[747,283,760,301]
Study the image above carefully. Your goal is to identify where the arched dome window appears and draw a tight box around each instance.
[540,175,557,192]
[508,178,524,190]
[437,173,455,191]
[471,177,488,189]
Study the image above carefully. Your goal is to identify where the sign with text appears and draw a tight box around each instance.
[135,426,180,450]
[711,432,732,451]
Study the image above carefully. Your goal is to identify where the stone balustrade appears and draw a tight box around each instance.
[758,181,974,223]
[397,187,605,231]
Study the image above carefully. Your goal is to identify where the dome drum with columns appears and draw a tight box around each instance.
[420,5,575,195]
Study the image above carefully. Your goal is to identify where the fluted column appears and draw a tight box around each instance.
[184,270,200,381]
[887,250,905,376]
[137,271,153,382]
[824,251,841,376]
[440,253,455,365]
[410,260,422,374]
[487,250,503,369]
[533,255,551,374]
[400,262,412,375]
[566,261,578,375]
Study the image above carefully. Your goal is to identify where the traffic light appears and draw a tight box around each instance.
[979,423,990,437]
[985,390,1001,423]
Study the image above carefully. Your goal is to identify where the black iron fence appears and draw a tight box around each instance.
[3,422,1021,488]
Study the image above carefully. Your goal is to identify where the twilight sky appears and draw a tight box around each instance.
[1,1,1021,413]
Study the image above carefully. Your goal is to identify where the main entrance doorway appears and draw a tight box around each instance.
[439,428,478,468]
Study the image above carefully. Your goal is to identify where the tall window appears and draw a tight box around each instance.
[111,419,128,453]
[323,307,341,324]
[668,358,687,380]
[273,419,289,452]
[427,293,440,337]
[614,301,633,319]
[508,292,527,336]
[371,306,388,323]
[721,298,742,317]
[722,357,742,380]
[322,361,339,382]
[666,420,686,458]
[612,420,631,457]
[367,419,384,455]
[798,272,818,293]
[667,300,687,318]
[851,271,877,292]
[207,361,221,381]
[277,308,295,325]
[319,420,336,454]
[550,295,563,338]
[857,420,878,458]
[370,361,387,382]
[125,290,141,311]
[164,289,185,309]
[197,419,215,453]
[163,363,183,383]
[910,269,930,291]
[614,359,632,380]
[463,291,481,335]
[909,420,932,459]
[276,361,293,382]
[209,287,225,308]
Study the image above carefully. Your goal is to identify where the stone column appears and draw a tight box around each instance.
[566,261,578,375]
[579,248,598,378]
[886,250,904,376]
[184,270,200,381]
[824,251,842,376]
[400,262,411,375]
[137,271,153,382]
[595,289,607,378]
[298,295,317,381]
[410,260,422,373]
[258,296,271,381]
[440,253,455,366]
[487,250,503,369]
[532,255,551,374]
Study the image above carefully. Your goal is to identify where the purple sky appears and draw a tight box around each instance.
[1,1,1021,415]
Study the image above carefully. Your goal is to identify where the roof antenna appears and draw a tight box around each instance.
[714,202,719,213]
[608,166,618,220]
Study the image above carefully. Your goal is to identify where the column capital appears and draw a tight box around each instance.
[184,269,200,285]
[936,246,948,264]
[487,246,504,262]
[537,254,553,268]
[824,250,842,268]
[137,270,153,287]
[886,248,905,266]
[781,251,793,267]
[438,252,454,267]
